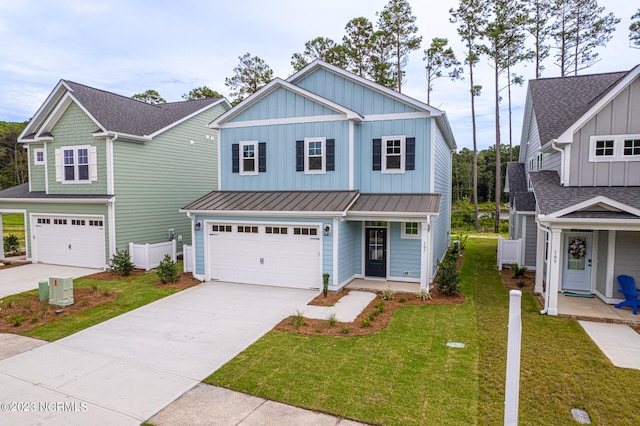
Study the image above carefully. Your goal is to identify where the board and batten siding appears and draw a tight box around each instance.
[569,77,640,187]
[294,68,419,115]
[523,214,537,268]
[432,121,452,276]
[28,144,46,192]
[221,120,350,191]
[47,103,108,195]
[228,87,338,122]
[113,103,226,252]
[358,118,431,193]
[0,201,108,260]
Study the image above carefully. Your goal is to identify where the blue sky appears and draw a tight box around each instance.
[0,0,638,151]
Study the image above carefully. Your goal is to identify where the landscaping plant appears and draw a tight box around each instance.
[322,272,330,297]
[157,254,179,283]
[3,233,20,256]
[436,256,460,296]
[109,248,134,276]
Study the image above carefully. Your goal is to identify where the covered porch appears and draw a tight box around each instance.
[557,293,640,326]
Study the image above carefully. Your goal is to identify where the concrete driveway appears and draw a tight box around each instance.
[0,263,100,298]
[0,281,316,425]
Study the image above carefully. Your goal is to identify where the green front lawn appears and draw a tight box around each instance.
[206,237,640,425]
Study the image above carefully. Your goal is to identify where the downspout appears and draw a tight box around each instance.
[550,140,564,186]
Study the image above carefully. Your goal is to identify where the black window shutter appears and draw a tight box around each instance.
[296,140,304,172]
[406,137,415,171]
[232,143,239,173]
[372,138,382,171]
[258,142,266,172]
[326,139,335,171]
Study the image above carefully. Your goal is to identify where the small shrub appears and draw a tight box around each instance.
[375,301,385,312]
[102,289,114,297]
[3,261,11,265]
[341,326,350,334]
[290,309,305,327]
[382,288,395,300]
[458,234,468,250]
[109,249,134,276]
[511,264,528,279]
[3,233,20,256]
[436,257,460,296]
[315,327,322,334]
[418,289,432,300]
[371,308,380,317]
[325,312,337,327]
[361,315,371,328]
[322,273,330,298]
[9,314,26,327]
[399,297,406,303]
[31,317,39,324]
[517,280,526,289]
[157,254,179,283]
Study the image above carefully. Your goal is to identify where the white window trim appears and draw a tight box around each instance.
[382,135,405,174]
[239,141,259,176]
[55,145,97,184]
[33,148,45,165]
[304,137,326,175]
[401,222,420,239]
[589,134,640,162]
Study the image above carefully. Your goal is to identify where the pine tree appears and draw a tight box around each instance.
[629,8,640,49]
[225,53,274,105]
[423,38,463,105]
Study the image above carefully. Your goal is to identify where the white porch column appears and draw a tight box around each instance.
[535,226,545,294]
[605,230,616,299]
[420,219,431,291]
[332,217,339,287]
[547,228,563,316]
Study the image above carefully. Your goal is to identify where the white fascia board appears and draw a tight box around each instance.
[434,113,457,150]
[5,197,114,204]
[218,114,346,129]
[538,216,640,231]
[178,209,347,218]
[555,65,640,144]
[19,80,70,141]
[34,92,106,139]
[93,131,151,143]
[345,212,439,221]
[287,60,443,116]
[148,97,232,138]
[209,78,363,128]
[549,195,640,218]
[365,112,430,121]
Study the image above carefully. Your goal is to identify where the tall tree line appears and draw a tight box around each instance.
[0,121,28,190]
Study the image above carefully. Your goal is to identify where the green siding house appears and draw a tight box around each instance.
[0,80,230,268]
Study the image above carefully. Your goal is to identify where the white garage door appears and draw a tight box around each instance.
[208,222,321,289]
[33,215,105,268]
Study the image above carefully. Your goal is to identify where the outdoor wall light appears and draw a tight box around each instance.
[194,221,202,231]
[324,224,331,236]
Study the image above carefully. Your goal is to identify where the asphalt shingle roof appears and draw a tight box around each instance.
[506,163,537,212]
[529,71,628,144]
[529,171,640,218]
[64,81,222,136]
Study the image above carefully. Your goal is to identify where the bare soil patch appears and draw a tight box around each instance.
[275,290,466,337]
[500,269,535,292]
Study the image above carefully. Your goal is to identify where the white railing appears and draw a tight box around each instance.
[183,244,194,273]
[129,240,177,271]
[497,237,522,271]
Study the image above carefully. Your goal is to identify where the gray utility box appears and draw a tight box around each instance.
[49,276,74,307]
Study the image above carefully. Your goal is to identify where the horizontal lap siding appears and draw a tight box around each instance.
[113,104,226,252]
[221,120,349,191]
[47,103,107,195]
[433,123,452,276]
[614,231,640,279]
[338,220,361,284]
[389,222,420,279]
[359,118,431,193]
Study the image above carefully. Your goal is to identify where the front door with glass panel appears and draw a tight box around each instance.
[365,228,386,277]
[562,233,593,292]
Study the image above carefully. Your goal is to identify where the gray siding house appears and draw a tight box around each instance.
[506,65,640,316]
[0,80,230,268]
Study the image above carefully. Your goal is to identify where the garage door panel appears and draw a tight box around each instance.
[33,216,105,268]
[208,223,321,289]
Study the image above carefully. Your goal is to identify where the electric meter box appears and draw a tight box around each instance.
[49,276,74,307]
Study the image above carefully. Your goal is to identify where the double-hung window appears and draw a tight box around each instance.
[62,146,90,182]
[305,137,326,174]
[384,137,404,172]
[240,141,258,175]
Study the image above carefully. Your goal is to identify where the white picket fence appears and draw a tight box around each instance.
[183,244,194,273]
[129,240,176,271]
[497,237,523,271]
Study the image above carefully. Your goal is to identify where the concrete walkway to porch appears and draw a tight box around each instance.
[557,294,640,326]
[346,278,420,294]
[579,321,640,370]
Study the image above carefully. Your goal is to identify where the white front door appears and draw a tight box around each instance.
[562,233,592,292]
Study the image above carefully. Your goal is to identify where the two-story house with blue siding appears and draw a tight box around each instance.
[506,65,640,316]
[182,60,456,291]
[0,80,230,268]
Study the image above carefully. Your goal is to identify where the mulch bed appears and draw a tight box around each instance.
[0,270,202,334]
[500,269,536,293]
[0,261,30,270]
[275,289,466,337]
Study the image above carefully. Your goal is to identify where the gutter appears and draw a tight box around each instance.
[537,221,549,315]
[550,140,565,186]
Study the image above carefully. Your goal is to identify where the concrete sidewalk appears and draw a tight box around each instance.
[302,290,376,322]
[579,321,640,370]
[0,263,100,298]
